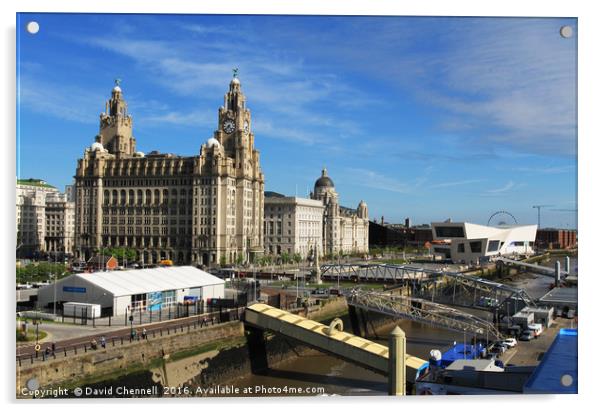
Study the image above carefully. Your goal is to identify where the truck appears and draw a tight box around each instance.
[528,323,543,337]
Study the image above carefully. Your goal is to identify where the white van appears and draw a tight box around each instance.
[528,323,543,337]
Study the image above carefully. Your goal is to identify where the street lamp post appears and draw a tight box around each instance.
[129,315,134,339]
[53,273,57,316]
[252,265,257,303]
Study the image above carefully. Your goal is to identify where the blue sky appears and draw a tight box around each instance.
[16,13,577,228]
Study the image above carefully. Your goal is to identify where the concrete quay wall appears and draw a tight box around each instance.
[17,321,244,395]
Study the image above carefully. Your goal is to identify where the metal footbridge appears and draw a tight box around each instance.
[244,303,429,379]
[344,289,504,340]
[321,263,438,283]
[492,257,567,278]
[321,263,536,314]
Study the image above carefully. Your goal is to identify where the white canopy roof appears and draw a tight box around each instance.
[72,266,224,297]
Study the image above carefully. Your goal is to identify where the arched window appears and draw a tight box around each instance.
[103,190,109,205]
[154,189,160,205]
[137,189,143,205]
[146,189,152,205]
[120,189,126,205]
[112,190,118,205]
[128,189,134,205]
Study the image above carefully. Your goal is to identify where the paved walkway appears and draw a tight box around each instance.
[16,308,243,361]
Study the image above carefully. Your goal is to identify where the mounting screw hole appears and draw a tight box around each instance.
[560,26,573,38]
[26,21,40,34]
[561,374,573,386]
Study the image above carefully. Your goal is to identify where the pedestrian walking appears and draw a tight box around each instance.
[100,336,106,349]
[142,328,147,340]
[51,342,56,354]
[91,338,97,350]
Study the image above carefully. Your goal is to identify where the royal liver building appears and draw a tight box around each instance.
[74,76,265,266]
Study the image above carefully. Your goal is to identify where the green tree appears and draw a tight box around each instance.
[280,252,291,265]
[293,253,302,265]
[219,255,227,267]
[99,247,137,264]
[16,262,68,284]
[235,254,244,266]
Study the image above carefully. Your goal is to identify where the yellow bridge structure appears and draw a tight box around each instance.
[244,303,429,392]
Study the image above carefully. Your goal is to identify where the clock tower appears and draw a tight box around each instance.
[215,71,252,157]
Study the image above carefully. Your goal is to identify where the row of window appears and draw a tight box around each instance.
[102,207,192,215]
[102,226,192,235]
[102,178,197,187]
[456,240,535,254]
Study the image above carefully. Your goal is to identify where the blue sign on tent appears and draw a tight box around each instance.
[63,286,86,293]
[148,291,163,311]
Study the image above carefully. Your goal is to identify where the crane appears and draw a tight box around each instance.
[532,205,553,228]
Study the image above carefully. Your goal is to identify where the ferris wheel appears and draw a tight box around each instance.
[487,211,518,226]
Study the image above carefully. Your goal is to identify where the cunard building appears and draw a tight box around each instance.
[74,76,265,266]
[310,168,369,256]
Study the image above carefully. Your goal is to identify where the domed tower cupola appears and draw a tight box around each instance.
[108,78,126,117]
[225,69,244,112]
[357,200,368,219]
[97,79,136,157]
[312,167,339,204]
[315,168,335,189]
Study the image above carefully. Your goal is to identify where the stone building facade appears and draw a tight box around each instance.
[310,168,369,256]
[17,179,58,257]
[44,193,75,256]
[264,194,324,259]
[73,77,264,266]
[16,179,75,258]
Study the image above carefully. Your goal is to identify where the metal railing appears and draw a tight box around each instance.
[321,263,536,313]
[344,288,503,340]
[16,307,244,367]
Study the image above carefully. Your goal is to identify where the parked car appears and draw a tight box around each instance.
[490,345,506,354]
[566,309,575,319]
[519,330,534,341]
[493,342,508,351]
[502,338,517,348]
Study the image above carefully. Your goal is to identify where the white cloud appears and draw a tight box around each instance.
[431,179,484,189]
[486,181,515,194]
[512,165,575,174]
[414,19,576,156]
[19,75,102,124]
[343,167,413,194]
[137,109,214,128]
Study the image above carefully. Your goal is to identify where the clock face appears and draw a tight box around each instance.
[222,119,235,134]
[244,120,250,134]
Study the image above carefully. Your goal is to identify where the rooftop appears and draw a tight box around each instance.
[539,287,578,305]
[523,329,578,394]
[17,178,56,189]
[52,266,224,297]
[446,359,503,372]
[264,191,285,198]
